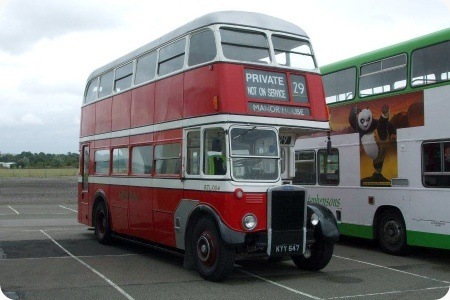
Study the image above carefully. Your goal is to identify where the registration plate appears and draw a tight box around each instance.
[274,243,302,254]
[268,229,305,256]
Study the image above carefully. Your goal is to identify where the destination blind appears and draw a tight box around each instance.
[245,69,309,102]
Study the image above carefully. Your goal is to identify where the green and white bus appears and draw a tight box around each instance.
[293,28,450,254]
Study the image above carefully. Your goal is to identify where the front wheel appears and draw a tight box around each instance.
[377,209,407,255]
[192,217,236,281]
[291,239,334,271]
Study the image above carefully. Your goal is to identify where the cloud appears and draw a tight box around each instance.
[20,113,44,125]
[0,0,124,54]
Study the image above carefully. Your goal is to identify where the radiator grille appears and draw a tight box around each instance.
[271,190,306,231]
[267,186,307,256]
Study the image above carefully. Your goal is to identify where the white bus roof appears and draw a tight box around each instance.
[87,11,309,81]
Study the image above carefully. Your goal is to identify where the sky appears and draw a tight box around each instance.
[0,0,449,155]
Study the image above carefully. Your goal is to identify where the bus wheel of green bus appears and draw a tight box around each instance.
[193,217,236,281]
[291,239,334,271]
[94,201,112,245]
[377,210,407,255]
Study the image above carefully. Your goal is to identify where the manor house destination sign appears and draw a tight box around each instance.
[245,69,310,117]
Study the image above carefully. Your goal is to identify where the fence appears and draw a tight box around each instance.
[0,168,78,178]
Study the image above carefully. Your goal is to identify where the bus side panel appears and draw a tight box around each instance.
[112,91,132,131]
[307,74,329,122]
[131,84,155,128]
[155,74,183,123]
[184,65,220,118]
[217,64,247,114]
[182,187,267,233]
[152,183,183,247]
[109,183,129,234]
[129,185,154,241]
[80,105,96,137]
[153,128,182,141]
[95,98,112,134]
[129,133,153,144]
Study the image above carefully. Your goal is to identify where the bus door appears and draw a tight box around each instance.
[279,134,296,183]
[79,144,90,224]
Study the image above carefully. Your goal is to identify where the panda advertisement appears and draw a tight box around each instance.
[328,92,424,187]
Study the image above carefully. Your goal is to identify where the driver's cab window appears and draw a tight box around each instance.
[186,130,200,175]
[203,128,227,175]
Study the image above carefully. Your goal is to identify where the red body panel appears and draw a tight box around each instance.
[305,74,328,121]
[155,74,184,123]
[80,63,328,138]
[184,65,221,117]
[128,186,153,241]
[80,104,95,137]
[131,84,155,128]
[112,92,132,131]
[95,98,112,134]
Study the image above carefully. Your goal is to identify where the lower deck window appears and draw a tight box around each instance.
[112,148,129,174]
[423,141,450,187]
[132,145,153,175]
[94,150,110,174]
[318,148,339,185]
[155,143,181,175]
[294,150,316,184]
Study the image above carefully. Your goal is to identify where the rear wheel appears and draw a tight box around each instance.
[94,201,112,245]
[377,209,407,255]
[192,217,235,281]
[291,239,334,271]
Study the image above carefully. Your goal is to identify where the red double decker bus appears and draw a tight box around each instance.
[78,11,339,281]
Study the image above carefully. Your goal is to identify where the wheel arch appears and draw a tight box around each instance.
[182,204,245,270]
[373,205,406,240]
[91,189,108,226]
[307,202,340,242]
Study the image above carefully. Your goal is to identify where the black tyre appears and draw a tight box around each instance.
[192,217,236,281]
[291,239,334,271]
[377,209,407,255]
[94,201,112,245]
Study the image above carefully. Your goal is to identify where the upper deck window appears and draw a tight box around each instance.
[188,29,217,66]
[411,41,450,87]
[220,28,270,64]
[272,35,316,70]
[135,51,157,85]
[158,39,186,76]
[359,54,407,97]
[85,78,98,104]
[98,71,114,98]
[114,62,133,92]
[323,67,356,103]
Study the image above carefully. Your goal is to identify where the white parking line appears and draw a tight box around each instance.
[7,206,19,215]
[334,255,450,284]
[326,285,450,299]
[4,253,139,262]
[237,267,322,299]
[40,230,135,300]
[59,205,78,213]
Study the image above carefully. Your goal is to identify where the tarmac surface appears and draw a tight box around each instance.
[0,177,449,299]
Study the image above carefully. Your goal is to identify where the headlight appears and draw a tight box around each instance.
[310,213,319,226]
[242,213,257,230]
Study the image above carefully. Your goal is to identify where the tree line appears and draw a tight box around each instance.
[0,152,79,169]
